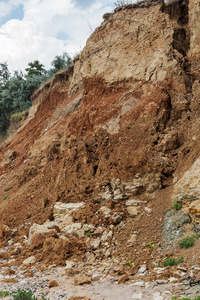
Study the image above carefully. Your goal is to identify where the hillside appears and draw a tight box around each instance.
[0,0,200,298]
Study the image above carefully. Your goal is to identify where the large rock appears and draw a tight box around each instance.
[28,221,59,245]
[163,211,191,241]
[172,158,200,204]
[53,202,84,222]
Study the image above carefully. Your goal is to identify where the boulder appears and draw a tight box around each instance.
[48,280,59,288]
[172,158,200,204]
[74,274,91,285]
[163,211,191,241]
[53,202,84,222]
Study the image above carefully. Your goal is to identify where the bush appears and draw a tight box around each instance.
[179,234,200,249]
[160,256,183,267]
[172,201,182,210]
[0,291,10,297]
[12,289,47,300]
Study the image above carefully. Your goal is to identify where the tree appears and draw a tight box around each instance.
[0,62,10,85]
[50,52,72,75]
[25,60,46,77]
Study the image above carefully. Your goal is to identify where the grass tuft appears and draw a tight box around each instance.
[159,256,183,267]
[178,234,200,249]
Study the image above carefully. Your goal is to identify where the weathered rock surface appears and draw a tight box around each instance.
[163,211,191,241]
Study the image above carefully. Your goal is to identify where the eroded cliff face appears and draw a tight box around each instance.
[0,0,200,268]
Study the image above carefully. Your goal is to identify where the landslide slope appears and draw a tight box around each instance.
[0,0,200,270]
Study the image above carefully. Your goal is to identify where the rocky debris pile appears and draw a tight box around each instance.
[1,250,200,300]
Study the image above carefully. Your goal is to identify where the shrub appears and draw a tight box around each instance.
[160,256,183,267]
[4,186,10,191]
[3,195,9,200]
[12,289,47,300]
[172,201,182,211]
[179,234,200,249]
[0,291,10,297]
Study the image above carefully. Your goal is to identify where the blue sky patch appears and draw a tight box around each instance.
[56,31,69,41]
[73,0,96,9]
[0,4,24,26]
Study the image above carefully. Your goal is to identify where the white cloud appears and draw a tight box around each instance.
[0,0,113,72]
[0,2,12,19]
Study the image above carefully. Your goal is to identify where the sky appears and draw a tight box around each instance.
[0,0,115,73]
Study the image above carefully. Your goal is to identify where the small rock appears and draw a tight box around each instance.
[156,279,168,284]
[74,274,91,285]
[99,206,111,218]
[90,238,100,250]
[126,199,147,206]
[91,273,100,281]
[132,293,142,299]
[144,207,152,214]
[153,267,165,274]
[128,234,137,245]
[153,292,163,300]
[127,206,138,217]
[133,281,145,287]
[65,261,75,269]
[169,277,178,282]
[8,239,13,246]
[118,274,129,284]
[48,279,59,288]
[69,297,91,300]
[177,266,187,272]
[137,265,147,274]
[23,256,36,265]
[110,212,123,225]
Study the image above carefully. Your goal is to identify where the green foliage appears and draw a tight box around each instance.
[0,53,72,135]
[160,256,183,267]
[172,297,200,300]
[126,259,133,266]
[85,231,92,237]
[145,241,156,249]
[3,195,9,200]
[179,234,200,249]
[4,186,10,192]
[172,201,182,211]
[0,63,10,85]
[25,60,46,77]
[0,290,10,297]
[12,289,43,300]
[0,289,48,299]
[49,52,72,76]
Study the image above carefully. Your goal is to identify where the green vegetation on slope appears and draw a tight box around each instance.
[0,52,72,136]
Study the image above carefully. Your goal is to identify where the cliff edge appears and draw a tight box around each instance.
[0,0,200,279]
